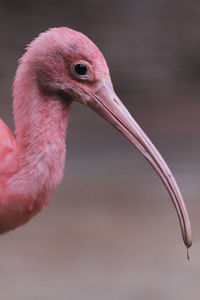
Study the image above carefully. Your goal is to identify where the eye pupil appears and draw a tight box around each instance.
[74,64,87,76]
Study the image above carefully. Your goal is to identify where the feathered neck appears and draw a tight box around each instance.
[11,59,71,197]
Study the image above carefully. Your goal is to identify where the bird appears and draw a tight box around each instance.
[0,27,192,248]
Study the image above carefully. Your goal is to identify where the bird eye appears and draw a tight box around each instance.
[74,63,88,76]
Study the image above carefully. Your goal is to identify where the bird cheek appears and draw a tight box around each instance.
[57,81,81,103]
[58,87,76,103]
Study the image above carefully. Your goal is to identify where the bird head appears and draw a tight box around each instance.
[21,27,192,248]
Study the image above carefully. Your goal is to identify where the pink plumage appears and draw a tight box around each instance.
[0,27,192,248]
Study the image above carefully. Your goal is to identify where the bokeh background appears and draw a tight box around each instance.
[0,1,200,299]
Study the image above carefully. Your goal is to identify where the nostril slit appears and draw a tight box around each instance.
[113,98,119,105]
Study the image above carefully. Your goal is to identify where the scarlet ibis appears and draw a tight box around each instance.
[0,27,192,248]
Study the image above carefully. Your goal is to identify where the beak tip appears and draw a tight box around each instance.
[184,227,192,248]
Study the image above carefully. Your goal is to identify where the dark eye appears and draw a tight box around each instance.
[74,63,88,76]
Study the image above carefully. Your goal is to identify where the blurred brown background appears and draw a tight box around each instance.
[0,0,200,299]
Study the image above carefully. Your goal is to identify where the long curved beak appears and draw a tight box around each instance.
[84,80,192,248]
